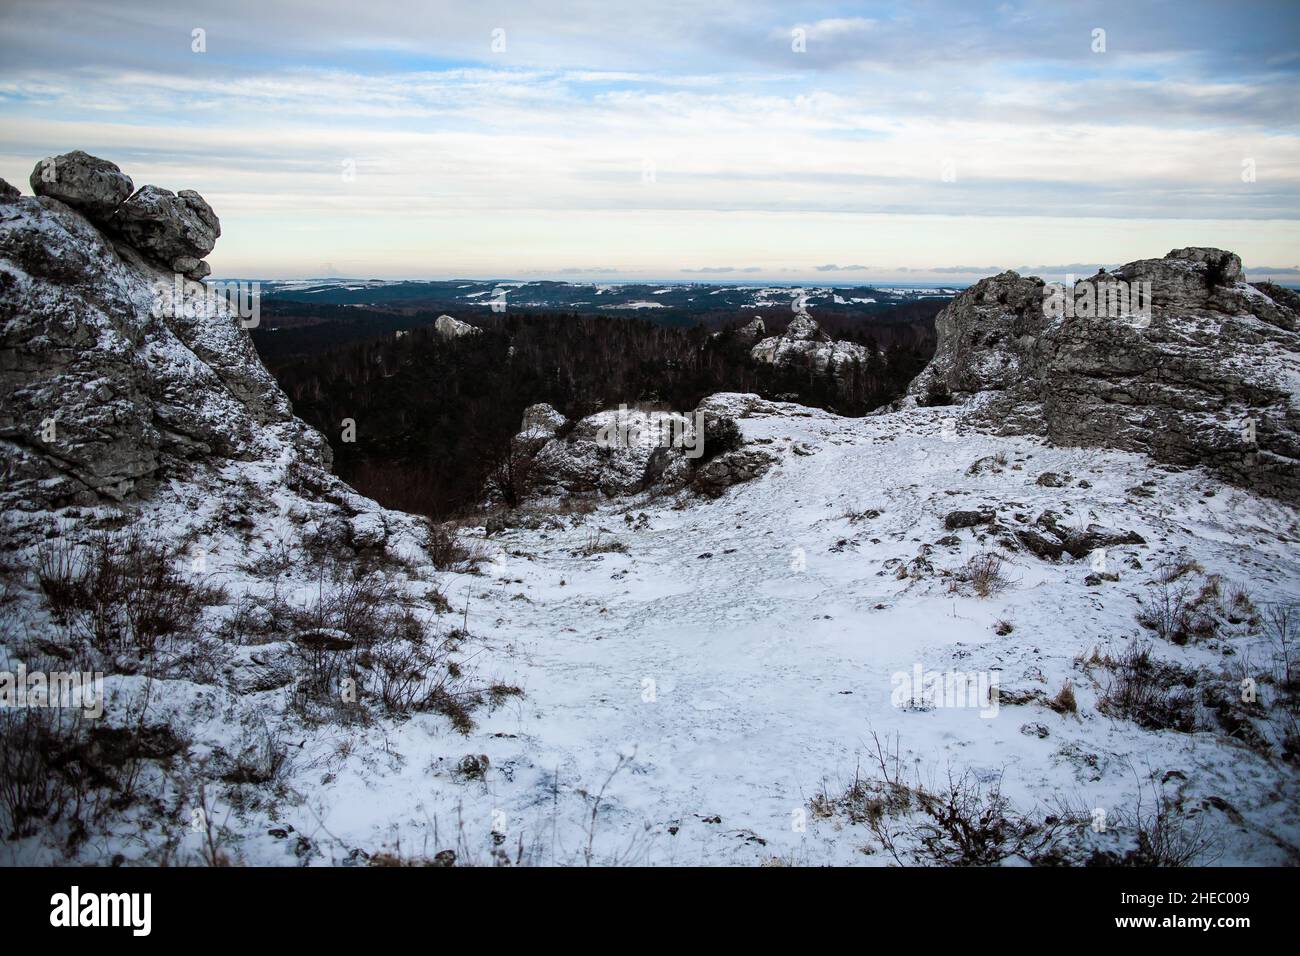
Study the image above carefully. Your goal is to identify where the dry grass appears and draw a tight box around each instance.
[949,551,1012,598]
[34,531,227,656]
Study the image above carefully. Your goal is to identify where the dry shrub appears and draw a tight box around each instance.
[425,521,489,572]
[1097,642,1199,733]
[1049,680,1077,714]
[950,551,1011,598]
[35,531,226,656]
[573,532,628,556]
[821,734,1077,866]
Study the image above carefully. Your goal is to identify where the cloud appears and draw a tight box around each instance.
[1,1,1295,275]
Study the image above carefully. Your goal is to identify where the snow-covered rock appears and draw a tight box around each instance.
[529,406,698,496]
[111,185,221,270]
[0,174,321,508]
[434,314,481,338]
[751,313,869,377]
[907,248,1300,502]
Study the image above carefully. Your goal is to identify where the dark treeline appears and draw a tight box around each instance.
[262,310,937,517]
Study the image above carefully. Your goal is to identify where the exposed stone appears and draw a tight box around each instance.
[691,448,776,498]
[111,184,221,265]
[513,403,566,456]
[29,150,134,225]
[906,248,1300,502]
[348,511,388,549]
[944,508,995,530]
[435,314,481,338]
[0,154,328,509]
[751,313,869,380]
[529,406,696,496]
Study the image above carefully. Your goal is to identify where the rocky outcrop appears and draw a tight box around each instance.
[0,158,326,509]
[512,402,567,457]
[906,248,1300,501]
[28,151,218,280]
[528,407,698,496]
[751,313,869,377]
[519,399,755,499]
[690,448,776,498]
[435,314,481,338]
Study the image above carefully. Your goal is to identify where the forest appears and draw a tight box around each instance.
[256,307,941,517]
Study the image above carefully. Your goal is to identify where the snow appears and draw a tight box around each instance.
[600,300,666,310]
[9,395,1290,867]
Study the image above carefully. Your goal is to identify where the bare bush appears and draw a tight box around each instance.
[949,551,1011,598]
[1097,642,1199,732]
[816,734,1078,866]
[573,532,628,556]
[425,521,489,572]
[1263,603,1299,698]
[0,707,76,839]
[1121,781,1218,866]
[34,531,226,657]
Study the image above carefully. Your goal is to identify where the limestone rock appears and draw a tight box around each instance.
[0,155,326,508]
[906,248,1300,502]
[751,314,869,377]
[29,150,134,225]
[435,314,481,338]
[111,184,221,265]
[691,448,776,498]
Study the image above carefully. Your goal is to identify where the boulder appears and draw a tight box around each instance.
[529,406,696,496]
[29,150,134,225]
[0,152,327,508]
[691,448,776,498]
[111,185,221,265]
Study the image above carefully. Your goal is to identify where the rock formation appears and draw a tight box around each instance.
[515,399,763,499]
[906,248,1300,502]
[0,155,325,510]
[751,313,868,377]
[28,150,219,280]
[434,314,481,338]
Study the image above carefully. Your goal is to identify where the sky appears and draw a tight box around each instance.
[0,0,1297,282]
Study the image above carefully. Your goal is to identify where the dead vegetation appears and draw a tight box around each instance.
[34,531,227,658]
[425,520,491,572]
[572,532,628,556]
[812,735,1218,867]
[812,734,1082,866]
[947,551,1013,598]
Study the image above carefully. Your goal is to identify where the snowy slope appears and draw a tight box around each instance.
[8,396,1291,866]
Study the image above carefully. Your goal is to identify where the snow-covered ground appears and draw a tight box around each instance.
[5,398,1299,866]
